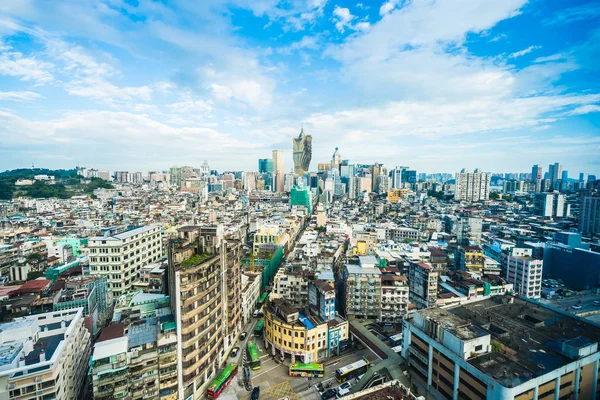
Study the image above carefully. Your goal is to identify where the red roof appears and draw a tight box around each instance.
[98,323,125,342]
[11,279,51,295]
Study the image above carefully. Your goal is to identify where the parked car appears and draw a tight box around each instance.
[593,300,600,306]
[321,389,337,400]
[251,386,260,400]
[337,382,351,397]
[230,347,240,357]
[572,304,582,310]
[240,332,248,340]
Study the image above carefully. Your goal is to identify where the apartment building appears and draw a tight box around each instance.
[272,269,314,308]
[402,296,600,400]
[533,192,570,218]
[0,308,91,400]
[580,194,600,235]
[380,268,409,322]
[241,272,262,325]
[501,248,543,299]
[342,257,382,320]
[455,246,485,274]
[408,261,438,309]
[88,225,162,298]
[90,292,178,400]
[253,225,289,255]
[308,280,336,321]
[264,299,349,363]
[454,169,491,202]
[167,225,242,400]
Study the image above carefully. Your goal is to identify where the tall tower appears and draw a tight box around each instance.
[292,128,312,177]
[272,150,284,173]
[331,147,341,171]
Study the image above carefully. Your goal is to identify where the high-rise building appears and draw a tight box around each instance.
[580,193,600,235]
[533,192,570,217]
[292,128,312,176]
[258,158,274,173]
[0,309,91,400]
[331,147,342,171]
[167,225,242,400]
[531,164,542,183]
[454,168,491,202]
[200,160,210,176]
[501,248,543,299]
[372,162,383,191]
[562,170,569,181]
[272,149,284,173]
[548,162,562,183]
[455,245,485,274]
[579,172,585,182]
[88,225,163,298]
[342,257,382,319]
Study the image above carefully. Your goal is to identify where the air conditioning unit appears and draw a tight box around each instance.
[35,377,43,383]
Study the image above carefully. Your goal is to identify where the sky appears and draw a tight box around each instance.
[0,0,599,176]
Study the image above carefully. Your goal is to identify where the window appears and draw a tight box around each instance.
[474,345,483,351]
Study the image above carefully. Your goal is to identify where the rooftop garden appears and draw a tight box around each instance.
[180,253,214,268]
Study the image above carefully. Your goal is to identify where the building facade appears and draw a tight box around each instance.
[408,261,438,309]
[0,308,91,400]
[88,225,162,298]
[292,128,312,177]
[580,194,600,235]
[454,169,491,202]
[501,248,543,299]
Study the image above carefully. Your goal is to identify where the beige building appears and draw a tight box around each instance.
[167,225,242,400]
[88,225,162,298]
[253,225,289,255]
[0,308,91,400]
[264,299,348,363]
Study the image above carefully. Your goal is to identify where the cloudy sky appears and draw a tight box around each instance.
[1,0,599,176]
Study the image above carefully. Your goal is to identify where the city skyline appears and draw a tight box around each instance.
[1,1,599,173]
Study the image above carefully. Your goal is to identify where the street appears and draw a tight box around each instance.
[539,293,600,317]
[219,318,382,400]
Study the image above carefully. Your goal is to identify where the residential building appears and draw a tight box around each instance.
[380,268,409,321]
[408,261,438,309]
[272,269,313,308]
[263,298,348,363]
[454,169,491,202]
[0,308,91,400]
[272,149,284,173]
[501,248,543,299]
[167,225,242,400]
[241,272,261,325]
[385,227,419,242]
[90,292,177,400]
[533,192,570,218]
[253,225,289,255]
[548,162,562,184]
[88,225,162,298]
[580,193,600,235]
[455,246,485,274]
[456,217,482,245]
[402,296,600,400]
[258,158,274,174]
[342,257,382,320]
[543,233,600,290]
[132,262,166,294]
[308,280,336,321]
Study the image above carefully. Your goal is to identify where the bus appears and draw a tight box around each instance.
[335,358,370,383]
[254,319,264,337]
[257,293,269,308]
[247,342,261,370]
[289,362,325,378]
[206,363,238,399]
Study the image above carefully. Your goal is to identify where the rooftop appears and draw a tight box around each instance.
[416,296,600,387]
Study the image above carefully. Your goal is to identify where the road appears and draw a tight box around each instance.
[219,326,381,400]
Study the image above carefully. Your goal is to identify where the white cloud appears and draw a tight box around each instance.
[508,45,541,59]
[0,46,54,84]
[0,91,42,102]
[66,76,153,104]
[278,36,320,54]
[380,0,399,16]
[544,4,600,25]
[166,100,213,114]
[333,6,355,33]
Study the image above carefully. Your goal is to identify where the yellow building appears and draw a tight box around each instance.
[264,299,348,363]
[253,225,289,255]
[387,189,412,203]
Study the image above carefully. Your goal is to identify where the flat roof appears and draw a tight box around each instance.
[92,337,128,361]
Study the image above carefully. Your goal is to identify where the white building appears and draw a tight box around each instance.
[88,225,162,298]
[454,168,491,202]
[533,192,570,218]
[501,248,543,299]
[241,272,262,325]
[0,308,91,400]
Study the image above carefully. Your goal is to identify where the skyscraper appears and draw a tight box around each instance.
[258,158,274,173]
[292,128,312,177]
[562,170,569,181]
[531,164,542,182]
[548,162,562,183]
[272,149,284,173]
[331,147,342,171]
[454,168,491,202]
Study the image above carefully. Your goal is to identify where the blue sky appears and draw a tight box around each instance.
[0,0,599,176]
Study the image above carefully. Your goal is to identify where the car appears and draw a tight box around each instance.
[593,300,600,306]
[321,389,337,400]
[571,304,582,310]
[337,382,351,398]
[338,382,351,391]
[230,347,240,357]
[240,332,248,340]
[251,386,260,400]
[276,398,290,400]
[253,310,259,317]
